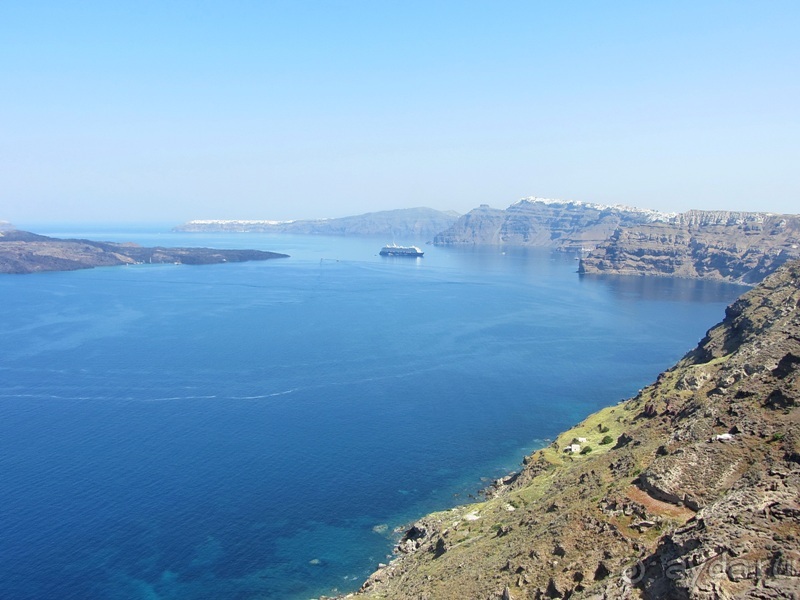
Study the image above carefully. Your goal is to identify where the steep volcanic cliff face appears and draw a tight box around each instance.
[432,204,509,245]
[580,211,800,284]
[434,198,800,283]
[346,262,800,600]
[433,198,670,250]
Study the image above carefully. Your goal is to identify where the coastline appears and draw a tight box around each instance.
[343,261,800,599]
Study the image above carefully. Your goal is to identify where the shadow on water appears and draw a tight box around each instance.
[432,245,577,276]
[579,272,750,304]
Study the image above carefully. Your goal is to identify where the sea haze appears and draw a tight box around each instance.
[0,230,746,599]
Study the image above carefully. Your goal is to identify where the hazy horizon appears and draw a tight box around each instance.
[8,196,800,233]
[2,1,798,224]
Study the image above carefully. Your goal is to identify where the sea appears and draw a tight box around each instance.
[0,227,747,600]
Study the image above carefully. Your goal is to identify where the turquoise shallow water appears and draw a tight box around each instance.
[0,229,746,599]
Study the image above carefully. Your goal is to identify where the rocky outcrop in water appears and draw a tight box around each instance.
[345,260,800,599]
[0,230,288,274]
[175,207,460,239]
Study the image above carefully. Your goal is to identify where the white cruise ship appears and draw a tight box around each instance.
[379,244,424,257]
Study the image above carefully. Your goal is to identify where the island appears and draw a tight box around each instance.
[0,229,288,274]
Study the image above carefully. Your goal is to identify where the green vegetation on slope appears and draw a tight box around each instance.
[345,261,800,600]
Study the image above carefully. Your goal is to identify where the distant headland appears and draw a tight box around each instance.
[174,207,460,239]
[0,229,288,274]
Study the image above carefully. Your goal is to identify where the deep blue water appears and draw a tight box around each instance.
[0,229,746,599]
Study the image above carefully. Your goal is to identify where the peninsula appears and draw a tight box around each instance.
[346,260,800,599]
[0,229,288,274]
[174,207,460,239]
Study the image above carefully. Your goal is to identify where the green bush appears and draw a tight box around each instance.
[600,435,614,445]
[598,424,610,433]
[580,446,593,455]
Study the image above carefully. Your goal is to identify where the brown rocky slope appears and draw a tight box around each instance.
[344,261,800,599]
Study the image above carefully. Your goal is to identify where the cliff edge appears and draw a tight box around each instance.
[346,261,800,599]
[433,198,671,251]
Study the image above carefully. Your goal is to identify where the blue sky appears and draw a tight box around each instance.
[2,1,798,223]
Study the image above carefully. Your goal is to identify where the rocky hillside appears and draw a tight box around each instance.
[433,198,674,250]
[0,230,287,274]
[579,211,800,284]
[175,207,460,239]
[345,261,800,600]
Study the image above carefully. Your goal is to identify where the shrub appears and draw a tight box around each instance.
[598,424,610,433]
[580,446,593,455]
[600,435,614,445]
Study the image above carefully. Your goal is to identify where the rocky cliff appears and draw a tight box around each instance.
[345,261,800,600]
[434,198,800,283]
[579,211,800,284]
[0,230,288,274]
[433,198,673,251]
[175,207,460,239]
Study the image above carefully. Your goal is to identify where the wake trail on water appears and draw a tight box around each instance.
[0,362,454,404]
